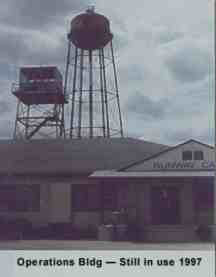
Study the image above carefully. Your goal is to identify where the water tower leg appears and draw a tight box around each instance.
[13,100,20,139]
[89,49,93,138]
[101,48,110,138]
[60,103,66,139]
[61,40,71,138]
[70,47,78,138]
[78,49,84,138]
[99,49,106,137]
[110,40,124,137]
[25,105,30,139]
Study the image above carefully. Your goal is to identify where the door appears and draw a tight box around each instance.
[151,186,181,225]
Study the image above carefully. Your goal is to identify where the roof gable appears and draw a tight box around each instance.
[121,139,214,172]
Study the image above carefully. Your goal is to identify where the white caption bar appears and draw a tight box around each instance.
[0,248,214,277]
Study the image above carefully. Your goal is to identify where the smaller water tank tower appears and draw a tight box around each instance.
[12,66,67,139]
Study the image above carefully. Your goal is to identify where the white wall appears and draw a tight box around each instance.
[49,182,71,223]
[126,141,214,171]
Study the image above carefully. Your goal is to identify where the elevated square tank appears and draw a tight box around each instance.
[12,66,67,105]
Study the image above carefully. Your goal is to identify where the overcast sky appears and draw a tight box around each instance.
[0,0,213,146]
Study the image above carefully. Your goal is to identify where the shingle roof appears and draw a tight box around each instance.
[0,138,169,176]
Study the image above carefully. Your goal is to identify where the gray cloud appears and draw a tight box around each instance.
[124,84,212,126]
[120,64,145,82]
[157,30,183,45]
[111,15,128,33]
[164,129,196,145]
[0,100,12,115]
[164,128,214,146]
[125,92,168,120]
[164,42,211,83]
[0,62,14,80]
[0,29,67,80]
[197,129,214,146]
[1,0,89,30]
[113,33,130,51]
[0,31,29,65]
[0,120,13,139]
[134,25,184,46]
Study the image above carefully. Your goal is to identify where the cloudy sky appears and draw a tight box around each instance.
[0,0,213,146]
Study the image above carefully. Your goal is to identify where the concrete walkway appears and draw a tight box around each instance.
[0,240,214,250]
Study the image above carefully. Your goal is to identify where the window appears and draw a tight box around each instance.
[103,184,117,210]
[194,180,213,224]
[72,185,101,210]
[87,185,101,210]
[182,151,192,160]
[0,185,40,212]
[195,182,213,211]
[72,184,117,211]
[194,150,204,161]
[72,186,88,210]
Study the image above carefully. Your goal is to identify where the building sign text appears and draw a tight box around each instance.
[153,161,215,170]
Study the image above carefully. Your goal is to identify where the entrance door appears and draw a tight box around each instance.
[151,186,180,225]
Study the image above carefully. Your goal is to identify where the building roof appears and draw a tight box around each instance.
[0,138,169,176]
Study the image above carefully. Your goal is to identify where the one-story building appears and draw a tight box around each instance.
[0,138,214,241]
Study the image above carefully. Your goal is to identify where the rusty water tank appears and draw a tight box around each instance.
[68,9,113,50]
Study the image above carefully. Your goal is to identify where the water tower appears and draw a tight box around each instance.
[12,66,67,139]
[65,7,123,138]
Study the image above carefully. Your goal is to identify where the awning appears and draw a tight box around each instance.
[90,170,214,178]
